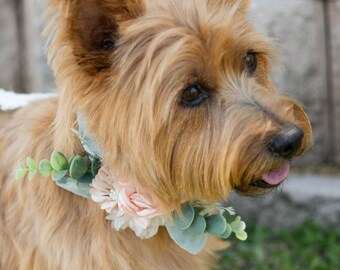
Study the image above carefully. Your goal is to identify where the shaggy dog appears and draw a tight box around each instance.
[0,0,312,269]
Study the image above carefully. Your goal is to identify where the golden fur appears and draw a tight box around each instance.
[0,0,312,269]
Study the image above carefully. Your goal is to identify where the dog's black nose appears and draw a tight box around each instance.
[269,126,304,159]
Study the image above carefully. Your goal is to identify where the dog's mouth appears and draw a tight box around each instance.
[251,163,290,189]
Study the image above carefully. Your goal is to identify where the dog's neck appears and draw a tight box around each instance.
[50,113,246,254]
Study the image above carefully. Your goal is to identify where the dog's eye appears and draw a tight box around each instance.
[101,39,115,50]
[244,53,257,74]
[181,84,208,107]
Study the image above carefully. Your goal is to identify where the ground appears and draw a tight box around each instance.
[218,223,340,270]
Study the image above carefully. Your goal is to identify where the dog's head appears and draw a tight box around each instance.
[48,0,312,208]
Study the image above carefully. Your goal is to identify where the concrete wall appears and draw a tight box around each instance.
[0,0,339,166]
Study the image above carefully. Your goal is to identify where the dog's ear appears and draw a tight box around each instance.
[50,0,143,74]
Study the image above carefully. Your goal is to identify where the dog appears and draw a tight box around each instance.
[0,0,312,269]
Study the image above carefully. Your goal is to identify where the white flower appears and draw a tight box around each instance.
[90,166,118,213]
[90,166,165,239]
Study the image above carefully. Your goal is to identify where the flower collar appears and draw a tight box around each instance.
[91,165,166,240]
[16,114,247,254]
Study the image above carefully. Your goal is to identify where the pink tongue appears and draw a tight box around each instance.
[262,164,290,186]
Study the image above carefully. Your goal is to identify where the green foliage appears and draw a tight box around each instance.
[173,204,195,230]
[218,223,340,270]
[235,230,248,241]
[230,217,246,232]
[14,115,102,197]
[230,216,248,241]
[28,170,37,181]
[50,151,69,171]
[16,152,93,182]
[15,158,38,181]
[56,176,92,199]
[167,204,247,254]
[39,159,53,177]
[15,163,28,180]
[69,156,89,179]
[166,223,208,255]
[26,157,38,171]
[74,114,103,158]
[205,214,227,236]
[187,215,206,235]
[91,157,101,176]
[51,169,68,181]
[26,157,38,181]
[220,223,232,239]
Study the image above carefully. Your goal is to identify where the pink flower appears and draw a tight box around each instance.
[117,186,162,228]
[90,166,165,239]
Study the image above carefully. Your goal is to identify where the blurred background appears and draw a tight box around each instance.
[0,0,339,269]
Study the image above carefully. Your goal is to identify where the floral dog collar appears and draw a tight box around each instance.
[16,114,247,254]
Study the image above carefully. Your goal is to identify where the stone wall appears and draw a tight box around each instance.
[0,0,339,166]
[0,0,20,91]
[330,0,340,164]
[0,0,54,93]
[250,0,330,166]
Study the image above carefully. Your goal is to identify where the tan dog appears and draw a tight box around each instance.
[0,0,312,269]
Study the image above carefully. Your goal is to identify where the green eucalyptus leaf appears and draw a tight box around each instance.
[18,162,26,170]
[39,159,53,177]
[69,156,89,179]
[173,204,195,230]
[77,114,103,158]
[235,231,248,241]
[186,215,206,235]
[91,157,101,176]
[16,167,28,180]
[230,220,246,233]
[29,170,37,181]
[50,151,69,171]
[68,156,75,166]
[205,214,227,236]
[26,157,38,170]
[51,170,68,181]
[56,176,92,199]
[220,223,232,239]
[165,223,208,255]
[194,207,204,216]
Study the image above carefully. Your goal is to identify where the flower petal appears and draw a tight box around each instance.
[137,208,158,217]
[131,193,154,207]
[134,217,150,229]
[101,200,117,213]
[91,194,108,203]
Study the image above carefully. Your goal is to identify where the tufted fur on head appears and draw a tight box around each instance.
[0,0,312,269]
